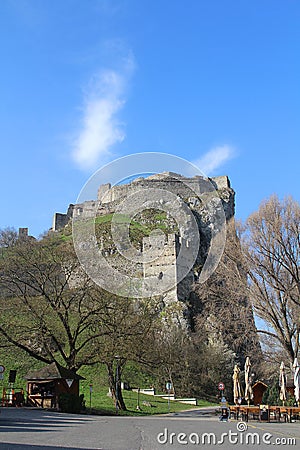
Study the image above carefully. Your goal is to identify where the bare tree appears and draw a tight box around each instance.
[151,319,193,398]
[0,235,117,372]
[146,312,236,400]
[92,295,159,411]
[194,218,261,364]
[244,195,300,363]
[0,227,18,248]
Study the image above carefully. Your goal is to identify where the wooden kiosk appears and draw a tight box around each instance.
[252,381,268,405]
[25,362,85,409]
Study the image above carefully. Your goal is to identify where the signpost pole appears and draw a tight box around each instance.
[166,381,172,413]
[136,387,141,411]
[89,384,93,413]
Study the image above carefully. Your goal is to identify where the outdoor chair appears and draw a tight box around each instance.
[259,405,270,422]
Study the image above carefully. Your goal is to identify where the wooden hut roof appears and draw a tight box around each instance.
[25,362,85,381]
[253,381,268,389]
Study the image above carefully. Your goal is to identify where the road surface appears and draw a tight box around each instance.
[0,407,299,449]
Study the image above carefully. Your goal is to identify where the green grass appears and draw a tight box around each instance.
[61,210,178,247]
[77,363,216,415]
[59,234,72,241]
[80,385,214,416]
[95,214,114,224]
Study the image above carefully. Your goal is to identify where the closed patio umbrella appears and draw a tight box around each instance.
[279,362,287,405]
[244,357,254,405]
[293,358,300,404]
[232,364,242,405]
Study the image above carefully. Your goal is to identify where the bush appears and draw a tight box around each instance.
[58,393,85,413]
[262,383,280,406]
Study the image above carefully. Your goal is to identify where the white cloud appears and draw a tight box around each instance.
[193,145,235,175]
[72,56,134,170]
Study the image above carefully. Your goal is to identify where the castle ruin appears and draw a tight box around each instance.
[53,172,234,316]
[52,172,259,360]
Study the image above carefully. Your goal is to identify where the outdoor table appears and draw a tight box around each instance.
[229,405,300,423]
[245,406,260,421]
[229,406,260,421]
[281,407,300,422]
[229,406,239,419]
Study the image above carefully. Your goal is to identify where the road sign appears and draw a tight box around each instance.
[66,379,74,388]
[218,382,225,391]
[166,382,172,391]
[0,365,5,374]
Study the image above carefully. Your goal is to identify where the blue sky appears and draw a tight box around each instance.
[1,0,299,237]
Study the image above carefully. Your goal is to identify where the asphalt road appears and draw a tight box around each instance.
[0,407,299,450]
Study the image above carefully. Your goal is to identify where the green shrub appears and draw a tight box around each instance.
[58,393,85,413]
[262,382,280,405]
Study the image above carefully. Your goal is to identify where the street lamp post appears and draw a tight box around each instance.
[136,387,141,411]
[115,356,121,415]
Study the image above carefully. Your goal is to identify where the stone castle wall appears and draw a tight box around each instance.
[52,172,235,315]
[98,173,231,205]
[52,173,234,231]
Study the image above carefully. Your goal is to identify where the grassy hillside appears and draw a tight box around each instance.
[0,348,215,415]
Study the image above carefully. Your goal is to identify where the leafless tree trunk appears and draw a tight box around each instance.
[244,195,300,363]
